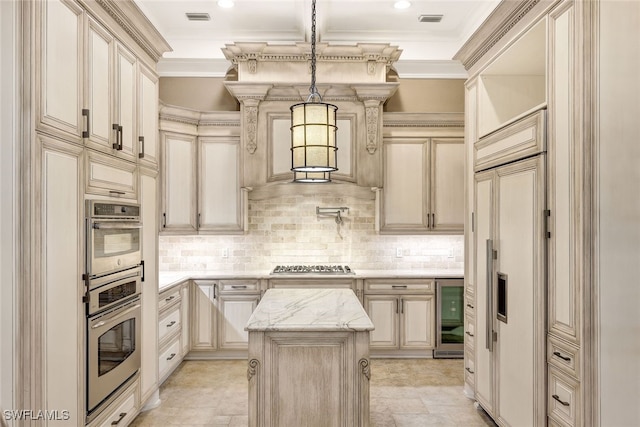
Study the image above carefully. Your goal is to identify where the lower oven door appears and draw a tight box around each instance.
[87,296,141,414]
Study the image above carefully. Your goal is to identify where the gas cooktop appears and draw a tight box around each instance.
[271,265,354,275]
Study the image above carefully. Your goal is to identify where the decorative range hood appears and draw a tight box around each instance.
[221,42,401,194]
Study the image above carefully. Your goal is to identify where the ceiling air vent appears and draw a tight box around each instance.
[186,12,211,21]
[418,14,443,23]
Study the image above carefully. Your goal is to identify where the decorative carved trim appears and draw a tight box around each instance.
[383,112,465,129]
[365,107,379,154]
[453,0,541,70]
[367,60,376,75]
[383,121,465,128]
[93,0,171,61]
[245,105,258,154]
[248,59,257,74]
[359,358,371,381]
[247,359,260,381]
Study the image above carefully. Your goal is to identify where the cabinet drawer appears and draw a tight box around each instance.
[548,335,580,379]
[159,337,181,381]
[90,379,139,427]
[548,366,579,427]
[464,349,475,386]
[159,286,182,312]
[364,279,433,293]
[219,279,260,292]
[159,305,181,345]
[85,150,137,199]
[464,317,475,349]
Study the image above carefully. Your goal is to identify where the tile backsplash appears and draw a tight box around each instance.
[159,193,464,272]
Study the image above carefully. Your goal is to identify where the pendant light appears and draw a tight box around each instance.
[290,0,338,182]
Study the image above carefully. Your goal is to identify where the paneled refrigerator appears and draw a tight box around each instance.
[473,111,547,426]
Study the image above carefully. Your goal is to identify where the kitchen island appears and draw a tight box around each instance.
[245,288,374,427]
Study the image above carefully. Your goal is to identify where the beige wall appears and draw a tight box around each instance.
[159,76,465,113]
[159,77,239,111]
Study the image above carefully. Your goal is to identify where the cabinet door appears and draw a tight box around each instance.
[382,139,429,232]
[181,284,190,354]
[139,168,158,402]
[199,137,242,232]
[474,169,495,415]
[138,64,159,168]
[161,132,197,232]
[38,0,84,140]
[399,295,434,350]
[85,17,114,153]
[495,156,546,427]
[431,138,464,232]
[85,149,137,199]
[364,295,399,350]
[217,294,259,350]
[190,282,217,350]
[113,44,137,161]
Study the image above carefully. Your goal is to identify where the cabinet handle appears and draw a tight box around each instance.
[166,353,176,361]
[231,285,247,289]
[166,320,176,328]
[165,295,175,302]
[118,125,123,150]
[400,299,404,314]
[109,190,125,196]
[163,213,167,228]
[82,109,90,138]
[111,412,127,425]
[391,285,407,289]
[427,213,431,228]
[197,213,201,229]
[395,299,399,314]
[112,123,120,149]
[432,213,435,229]
[139,136,145,158]
[465,367,474,374]
[552,394,570,407]
[553,351,572,362]
[465,331,474,337]
[467,303,474,309]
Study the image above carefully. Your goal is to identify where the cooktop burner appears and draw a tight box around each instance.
[271,265,354,274]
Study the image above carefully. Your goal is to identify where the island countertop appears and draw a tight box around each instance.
[245,288,375,332]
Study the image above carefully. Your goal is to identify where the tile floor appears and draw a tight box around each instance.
[131,359,497,426]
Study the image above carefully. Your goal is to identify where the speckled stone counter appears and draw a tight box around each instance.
[246,288,373,427]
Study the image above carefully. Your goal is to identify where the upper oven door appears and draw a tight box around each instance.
[87,220,141,277]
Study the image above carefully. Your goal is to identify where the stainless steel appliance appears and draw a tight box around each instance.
[271,265,353,274]
[433,279,464,358]
[85,200,142,278]
[84,200,143,422]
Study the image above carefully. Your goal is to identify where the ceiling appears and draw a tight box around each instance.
[134,0,500,78]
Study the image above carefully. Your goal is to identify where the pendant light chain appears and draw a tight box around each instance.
[309,0,319,100]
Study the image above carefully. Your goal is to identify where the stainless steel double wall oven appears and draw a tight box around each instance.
[84,200,143,422]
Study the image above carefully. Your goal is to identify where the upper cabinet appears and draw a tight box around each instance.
[473,18,547,138]
[159,105,248,235]
[36,0,166,169]
[379,113,465,234]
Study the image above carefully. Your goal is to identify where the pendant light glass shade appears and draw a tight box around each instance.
[290,101,338,173]
[290,0,338,182]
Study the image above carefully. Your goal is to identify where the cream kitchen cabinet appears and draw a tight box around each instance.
[380,137,464,234]
[38,0,160,166]
[160,107,247,235]
[86,378,140,427]
[217,280,261,350]
[85,149,138,200]
[189,279,261,357]
[158,281,189,384]
[363,279,435,356]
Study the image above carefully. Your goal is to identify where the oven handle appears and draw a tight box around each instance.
[91,303,141,329]
[92,222,142,230]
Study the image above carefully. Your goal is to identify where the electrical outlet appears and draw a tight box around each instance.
[396,247,403,258]
[222,248,229,258]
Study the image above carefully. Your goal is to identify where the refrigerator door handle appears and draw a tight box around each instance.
[486,239,494,352]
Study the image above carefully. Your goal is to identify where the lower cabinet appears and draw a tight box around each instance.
[87,378,140,427]
[158,281,189,384]
[189,279,261,357]
[363,279,435,356]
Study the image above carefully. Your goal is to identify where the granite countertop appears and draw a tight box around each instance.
[245,288,375,332]
[158,268,464,291]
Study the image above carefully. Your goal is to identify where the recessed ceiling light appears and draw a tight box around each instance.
[217,0,234,8]
[394,1,411,9]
